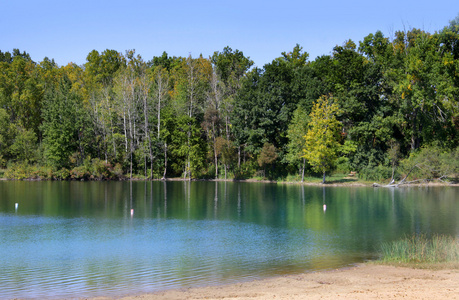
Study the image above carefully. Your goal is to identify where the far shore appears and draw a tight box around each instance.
[92,263,458,300]
[2,175,458,187]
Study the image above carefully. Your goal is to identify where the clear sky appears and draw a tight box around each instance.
[2,0,458,68]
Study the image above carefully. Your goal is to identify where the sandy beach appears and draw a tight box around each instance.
[93,264,459,300]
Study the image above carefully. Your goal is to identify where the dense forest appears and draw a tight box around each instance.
[1,18,459,182]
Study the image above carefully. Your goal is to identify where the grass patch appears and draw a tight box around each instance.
[378,234,459,269]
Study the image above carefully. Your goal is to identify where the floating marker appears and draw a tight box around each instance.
[323,204,327,212]
[130,209,134,216]
[15,203,18,210]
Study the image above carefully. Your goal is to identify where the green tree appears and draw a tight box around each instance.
[0,52,44,138]
[9,126,37,163]
[232,45,310,171]
[169,115,206,179]
[211,47,253,141]
[84,49,124,164]
[0,108,13,166]
[170,55,211,178]
[303,95,342,183]
[286,106,309,181]
[41,75,83,169]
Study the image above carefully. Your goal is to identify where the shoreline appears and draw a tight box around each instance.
[94,263,459,300]
[1,176,458,187]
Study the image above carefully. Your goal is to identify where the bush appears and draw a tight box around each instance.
[53,168,70,180]
[359,164,394,181]
[334,156,352,174]
[5,162,32,180]
[3,158,126,181]
[233,162,256,180]
[70,165,90,180]
[399,145,459,181]
[69,157,125,180]
[4,163,51,180]
[31,166,53,180]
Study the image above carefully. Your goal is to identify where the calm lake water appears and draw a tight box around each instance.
[0,181,458,299]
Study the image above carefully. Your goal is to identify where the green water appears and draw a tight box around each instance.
[0,181,457,299]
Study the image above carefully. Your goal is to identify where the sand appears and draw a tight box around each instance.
[99,264,459,300]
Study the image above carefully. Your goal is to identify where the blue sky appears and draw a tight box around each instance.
[2,0,458,68]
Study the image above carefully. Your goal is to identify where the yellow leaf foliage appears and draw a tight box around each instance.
[303,95,342,174]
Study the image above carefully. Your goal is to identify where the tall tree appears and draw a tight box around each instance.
[84,49,124,162]
[211,47,253,141]
[286,105,309,181]
[172,55,211,179]
[303,95,342,183]
[151,66,171,178]
[41,75,83,169]
[232,45,309,168]
[113,50,142,179]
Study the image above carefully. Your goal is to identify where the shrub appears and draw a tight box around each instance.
[334,156,352,174]
[359,165,393,181]
[399,145,459,181]
[53,168,70,180]
[233,162,256,180]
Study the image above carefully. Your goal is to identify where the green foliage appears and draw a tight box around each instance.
[168,115,207,178]
[303,95,342,182]
[2,21,459,181]
[0,108,13,163]
[211,46,253,85]
[399,145,459,181]
[9,127,37,163]
[4,158,123,181]
[233,161,257,180]
[4,162,34,180]
[359,165,394,182]
[85,49,123,86]
[286,106,309,166]
[70,157,124,180]
[41,75,83,169]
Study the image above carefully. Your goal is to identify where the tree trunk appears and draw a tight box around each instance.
[130,150,133,180]
[122,108,128,153]
[215,151,218,179]
[213,123,218,179]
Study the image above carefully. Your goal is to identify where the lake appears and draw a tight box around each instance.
[0,181,458,299]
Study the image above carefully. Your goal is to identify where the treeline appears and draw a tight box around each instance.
[1,19,459,181]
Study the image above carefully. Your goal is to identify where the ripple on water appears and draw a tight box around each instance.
[1,183,457,299]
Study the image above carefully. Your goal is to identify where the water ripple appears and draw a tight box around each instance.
[1,183,457,299]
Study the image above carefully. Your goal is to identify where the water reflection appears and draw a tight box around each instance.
[322,186,327,213]
[0,181,458,299]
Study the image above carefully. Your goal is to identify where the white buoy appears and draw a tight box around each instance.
[130,209,134,216]
[15,203,18,211]
[323,204,327,212]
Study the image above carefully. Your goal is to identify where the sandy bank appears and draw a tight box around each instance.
[94,264,458,300]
